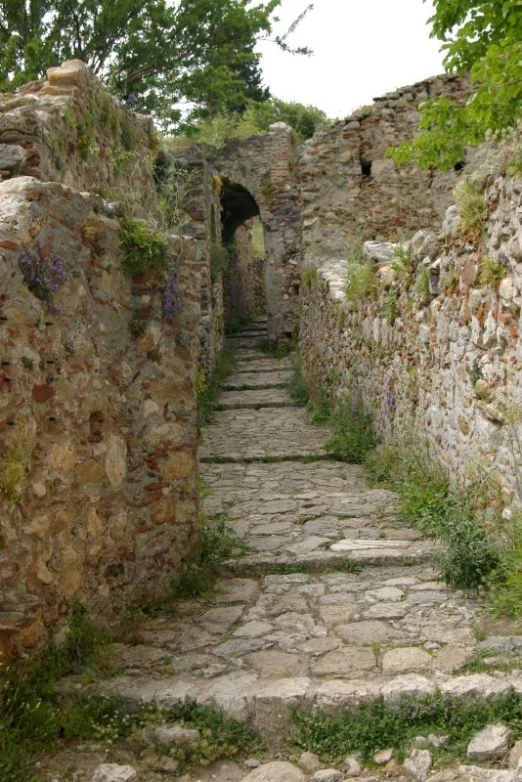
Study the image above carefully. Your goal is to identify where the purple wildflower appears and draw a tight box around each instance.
[159,262,183,324]
[19,242,68,310]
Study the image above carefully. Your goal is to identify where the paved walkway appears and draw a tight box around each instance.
[87,323,522,781]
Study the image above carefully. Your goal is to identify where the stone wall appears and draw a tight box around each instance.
[297,75,471,260]
[299,164,522,506]
[0,62,210,652]
[0,60,156,201]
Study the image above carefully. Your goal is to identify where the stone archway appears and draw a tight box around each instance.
[219,179,265,326]
[213,123,302,344]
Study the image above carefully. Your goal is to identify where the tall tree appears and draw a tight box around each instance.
[389,0,522,169]
[0,0,311,127]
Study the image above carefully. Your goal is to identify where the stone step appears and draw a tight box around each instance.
[200,408,330,461]
[221,380,289,392]
[216,389,297,410]
[218,540,436,575]
[92,563,509,742]
[98,670,522,740]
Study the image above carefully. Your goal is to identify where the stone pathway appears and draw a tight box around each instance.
[57,322,522,781]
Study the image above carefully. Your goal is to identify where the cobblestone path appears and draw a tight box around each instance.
[89,323,522,782]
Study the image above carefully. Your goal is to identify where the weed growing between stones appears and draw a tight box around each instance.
[260,340,294,359]
[301,265,319,290]
[172,510,250,598]
[479,256,508,287]
[120,217,169,277]
[293,690,522,765]
[150,700,263,772]
[288,358,309,406]
[365,437,502,590]
[324,399,375,464]
[488,411,522,616]
[197,348,237,431]
[225,313,256,334]
[454,179,489,242]
[345,260,379,304]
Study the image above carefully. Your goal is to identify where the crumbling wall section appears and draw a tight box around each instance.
[297,75,471,260]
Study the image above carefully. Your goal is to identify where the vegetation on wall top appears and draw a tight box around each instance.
[389,0,522,169]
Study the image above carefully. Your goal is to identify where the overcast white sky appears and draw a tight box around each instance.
[256,0,446,120]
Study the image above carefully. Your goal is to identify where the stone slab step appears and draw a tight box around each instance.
[221,372,291,391]
[200,408,330,461]
[216,389,297,410]
[234,358,293,374]
[97,671,522,740]
[218,541,436,575]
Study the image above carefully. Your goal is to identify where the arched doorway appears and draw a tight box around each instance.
[219,179,267,329]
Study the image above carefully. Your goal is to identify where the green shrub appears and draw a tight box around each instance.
[0,604,118,782]
[324,398,375,464]
[288,360,310,406]
[301,265,319,290]
[294,690,522,764]
[345,261,379,303]
[479,256,507,287]
[172,510,249,598]
[454,179,488,241]
[120,218,169,277]
[366,438,501,590]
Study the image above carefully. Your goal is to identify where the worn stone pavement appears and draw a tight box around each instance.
[56,322,522,781]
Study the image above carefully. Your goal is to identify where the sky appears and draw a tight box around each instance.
[256,0,446,120]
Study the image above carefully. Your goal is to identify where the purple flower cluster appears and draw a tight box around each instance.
[159,263,183,324]
[384,386,396,417]
[19,242,68,309]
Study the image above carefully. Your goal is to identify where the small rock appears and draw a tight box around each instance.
[312,771,345,782]
[509,740,522,768]
[404,749,432,781]
[144,723,201,745]
[374,749,393,765]
[467,724,512,761]
[428,734,451,748]
[245,759,261,769]
[344,757,362,777]
[92,765,137,782]
[245,761,305,782]
[299,752,322,773]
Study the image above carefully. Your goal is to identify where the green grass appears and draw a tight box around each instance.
[324,399,375,464]
[197,348,236,431]
[365,438,502,590]
[142,700,263,772]
[0,604,122,781]
[288,359,309,406]
[294,690,522,765]
[172,511,251,598]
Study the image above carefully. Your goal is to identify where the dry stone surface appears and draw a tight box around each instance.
[92,329,522,757]
[39,325,522,781]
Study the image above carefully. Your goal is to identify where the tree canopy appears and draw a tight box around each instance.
[0,0,311,128]
[389,0,522,169]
